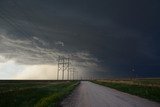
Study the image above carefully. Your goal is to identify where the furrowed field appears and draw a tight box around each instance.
[0,80,79,107]
[92,78,160,103]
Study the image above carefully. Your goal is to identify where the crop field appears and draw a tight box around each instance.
[0,80,79,107]
[92,78,160,103]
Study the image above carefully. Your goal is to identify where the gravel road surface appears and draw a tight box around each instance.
[61,81,160,107]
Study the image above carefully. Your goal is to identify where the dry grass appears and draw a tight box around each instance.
[92,78,160,102]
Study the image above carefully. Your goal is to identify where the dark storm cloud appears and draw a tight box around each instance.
[0,0,160,77]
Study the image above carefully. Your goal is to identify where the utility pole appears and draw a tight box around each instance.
[62,57,64,80]
[73,68,75,80]
[69,68,73,80]
[132,65,135,80]
[67,58,70,80]
[57,56,70,80]
[130,65,135,80]
[76,70,78,80]
[69,67,75,80]
[57,56,60,80]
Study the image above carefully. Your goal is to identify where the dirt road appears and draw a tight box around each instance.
[61,81,160,107]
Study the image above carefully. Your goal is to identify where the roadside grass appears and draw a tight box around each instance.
[92,79,160,103]
[132,79,160,86]
[0,81,79,107]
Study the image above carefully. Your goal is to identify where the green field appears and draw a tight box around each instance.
[0,80,79,107]
[92,79,160,103]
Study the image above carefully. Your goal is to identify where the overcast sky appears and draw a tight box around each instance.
[0,0,160,79]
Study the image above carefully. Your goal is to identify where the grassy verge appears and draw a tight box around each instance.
[92,80,160,103]
[0,81,79,107]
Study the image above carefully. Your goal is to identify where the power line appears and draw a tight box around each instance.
[0,1,58,60]
[0,8,34,43]
[57,56,70,80]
